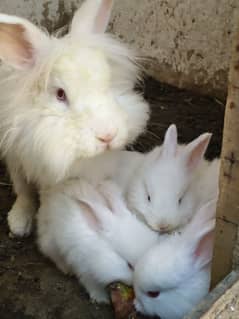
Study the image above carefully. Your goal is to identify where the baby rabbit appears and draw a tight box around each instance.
[37,179,133,303]
[133,199,216,319]
[73,180,160,267]
[127,124,220,233]
[0,0,149,236]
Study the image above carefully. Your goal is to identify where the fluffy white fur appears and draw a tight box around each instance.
[37,177,216,310]
[133,200,217,319]
[66,179,160,266]
[126,125,220,232]
[0,0,149,236]
[59,124,219,235]
[68,149,143,188]
[37,179,133,303]
[37,158,217,307]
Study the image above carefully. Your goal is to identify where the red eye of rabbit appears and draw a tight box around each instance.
[56,88,67,103]
[147,291,160,298]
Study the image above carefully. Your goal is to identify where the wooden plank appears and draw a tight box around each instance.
[216,116,239,226]
[211,219,237,287]
[211,21,239,287]
[185,271,239,319]
[201,272,239,319]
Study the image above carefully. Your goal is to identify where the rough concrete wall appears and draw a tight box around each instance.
[110,0,239,98]
[1,0,239,98]
[0,0,82,31]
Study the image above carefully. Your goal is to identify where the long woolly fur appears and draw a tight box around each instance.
[0,28,148,187]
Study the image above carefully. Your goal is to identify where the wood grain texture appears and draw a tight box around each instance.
[211,22,239,288]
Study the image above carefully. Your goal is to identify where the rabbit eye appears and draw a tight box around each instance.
[56,88,67,103]
[178,193,185,205]
[147,291,160,298]
[178,189,188,205]
[127,262,134,270]
[144,183,151,203]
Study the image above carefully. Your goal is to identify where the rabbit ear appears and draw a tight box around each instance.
[77,201,99,230]
[186,200,217,269]
[0,14,49,69]
[75,180,110,213]
[99,180,128,217]
[70,0,113,35]
[146,147,162,164]
[69,180,113,229]
[162,124,178,158]
[64,179,112,222]
[181,133,212,172]
[194,226,215,267]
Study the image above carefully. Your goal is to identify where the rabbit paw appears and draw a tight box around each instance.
[90,290,109,304]
[87,284,109,304]
[56,260,72,276]
[134,299,144,313]
[8,204,35,237]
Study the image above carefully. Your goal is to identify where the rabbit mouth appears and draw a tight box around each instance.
[149,223,175,234]
[133,298,147,315]
[158,225,172,234]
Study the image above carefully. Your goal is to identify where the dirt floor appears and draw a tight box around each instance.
[0,77,225,319]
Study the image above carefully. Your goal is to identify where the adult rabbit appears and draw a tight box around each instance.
[0,0,149,236]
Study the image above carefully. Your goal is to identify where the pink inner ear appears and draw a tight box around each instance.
[187,138,208,170]
[94,0,113,32]
[194,231,214,266]
[0,23,33,66]
[77,201,99,231]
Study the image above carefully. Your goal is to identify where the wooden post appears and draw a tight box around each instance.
[211,23,239,287]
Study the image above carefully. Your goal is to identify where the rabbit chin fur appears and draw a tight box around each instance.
[37,185,133,303]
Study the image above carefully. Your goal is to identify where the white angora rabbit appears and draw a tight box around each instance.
[0,0,149,236]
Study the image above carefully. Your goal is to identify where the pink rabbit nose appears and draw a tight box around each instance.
[97,132,116,144]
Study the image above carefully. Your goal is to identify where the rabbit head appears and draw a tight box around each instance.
[0,0,149,186]
[133,200,216,319]
[127,124,212,232]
